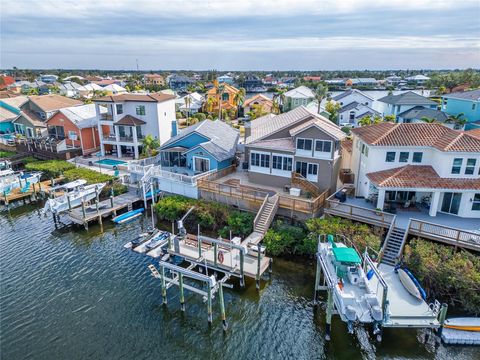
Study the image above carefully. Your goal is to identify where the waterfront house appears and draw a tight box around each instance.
[332,89,374,107]
[338,102,380,127]
[244,106,346,193]
[345,78,378,87]
[347,123,480,219]
[39,74,59,84]
[217,75,234,85]
[242,75,263,92]
[283,86,315,111]
[377,91,437,119]
[13,95,82,138]
[396,106,451,126]
[441,89,480,129]
[46,104,106,155]
[103,84,127,95]
[168,74,195,92]
[94,93,176,159]
[205,83,240,115]
[160,119,239,174]
[405,74,430,86]
[144,74,165,87]
[243,94,273,115]
[0,95,28,133]
[303,76,322,83]
[176,92,204,115]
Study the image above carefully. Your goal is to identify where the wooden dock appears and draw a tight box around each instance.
[1,178,62,206]
[67,188,142,229]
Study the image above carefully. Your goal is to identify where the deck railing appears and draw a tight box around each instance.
[150,167,216,186]
[408,219,480,251]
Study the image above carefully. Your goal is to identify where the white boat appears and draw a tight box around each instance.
[42,182,106,214]
[397,268,423,301]
[0,167,42,194]
[444,317,480,332]
[318,236,383,327]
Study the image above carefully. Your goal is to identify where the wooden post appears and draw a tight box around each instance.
[214,242,218,267]
[239,250,245,287]
[207,283,213,324]
[437,303,448,337]
[197,224,202,258]
[325,288,333,341]
[161,265,167,305]
[313,258,321,305]
[256,244,261,290]
[110,187,114,208]
[219,282,228,331]
[179,273,185,311]
[150,181,155,228]
[32,182,37,201]
[67,194,72,210]
[81,200,86,220]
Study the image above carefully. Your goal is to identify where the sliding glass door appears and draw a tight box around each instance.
[441,192,462,215]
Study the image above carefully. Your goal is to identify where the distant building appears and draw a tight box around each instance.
[58,81,82,98]
[338,102,380,127]
[303,76,322,82]
[243,94,273,114]
[206,83,240,115]
[406,74,430,85]
[175,92,204,115]
[39,74,59,84]
[217,75,234,85]
[345,78,378,87]
[442,89,480,129]
[332,89,374,107]
[168,74,195,92]
[144,74,165,87]
[325,79,346,86]
[0,75,15,90]
[0,95,28,133]
[243,75,263,92]
[397,106,451,126]
[377,91,438,118]
[283,86,315,111]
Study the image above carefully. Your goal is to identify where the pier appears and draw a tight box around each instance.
[1,178,62,207]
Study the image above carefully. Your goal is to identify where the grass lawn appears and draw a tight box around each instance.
[0,151,16,158]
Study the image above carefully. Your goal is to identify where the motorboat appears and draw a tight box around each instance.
[0,166,42,194]
[317,235,383,330]
[41,182,106,214]
[145,231,170,250]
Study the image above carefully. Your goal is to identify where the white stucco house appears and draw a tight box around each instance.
[349,123,480,219]
[94,93,177,159]
[332,89,374,108]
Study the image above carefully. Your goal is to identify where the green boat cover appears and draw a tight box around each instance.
[332,247,361,264]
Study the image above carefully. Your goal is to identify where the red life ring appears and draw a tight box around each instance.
[218,250,224,264]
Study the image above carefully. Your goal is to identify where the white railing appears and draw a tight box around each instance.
[149,167,216,186]
[128,163,154,174]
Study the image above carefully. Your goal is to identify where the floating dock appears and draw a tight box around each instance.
[441,328,480,345]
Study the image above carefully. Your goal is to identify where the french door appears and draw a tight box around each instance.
[295,161,318,182]
[441,192,462,215]
[194,157,210,173]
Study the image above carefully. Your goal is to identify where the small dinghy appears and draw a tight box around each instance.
[397,268,426,301]
[444,317,480,332]
[112,208,144,224]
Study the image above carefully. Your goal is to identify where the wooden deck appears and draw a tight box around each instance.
[1,178,63,205]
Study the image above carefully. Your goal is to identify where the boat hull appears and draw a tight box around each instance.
[444,317,480,332]
[398,269,422,300]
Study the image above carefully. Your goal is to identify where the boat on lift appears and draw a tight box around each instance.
[317,235,383,332]
[0,162,42,194]
[41,181,106,215]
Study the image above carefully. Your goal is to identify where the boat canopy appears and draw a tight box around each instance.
[332,247,361,265]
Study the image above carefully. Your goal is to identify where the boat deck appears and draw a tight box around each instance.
[371,264,439,328]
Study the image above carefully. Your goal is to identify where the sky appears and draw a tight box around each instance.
[1,0,479,70]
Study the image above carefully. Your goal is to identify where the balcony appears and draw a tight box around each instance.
[100,113,113,121]
[102,134,117,142]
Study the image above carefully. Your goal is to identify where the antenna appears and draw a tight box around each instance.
[136,59,139,71]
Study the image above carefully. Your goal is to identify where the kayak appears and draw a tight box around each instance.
[444,317,480,332]
[398,268,423,301]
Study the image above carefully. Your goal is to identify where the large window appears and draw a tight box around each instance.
[221,93,229,101]
[472,193,480,211]
[308,163,318,176]
[297,138,312,151]
[451,158,463,174]
[272,155,293,172]
[251,152,270,168]
[48,125,65,139]
[116,104,123,115]
[412,152,423,163]
[315,140,332,153]
[135,105,146,116]
[399,152,409,162]
[465,158,476,175]
[385,152,395,162]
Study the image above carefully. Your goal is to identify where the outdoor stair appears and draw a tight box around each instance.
[253,195,279,235]
[291,172,321,197]
[380,227,406,266]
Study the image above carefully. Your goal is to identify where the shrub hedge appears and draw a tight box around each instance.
[25,160,75,178]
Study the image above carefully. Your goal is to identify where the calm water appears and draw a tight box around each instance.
[1,204,478,360]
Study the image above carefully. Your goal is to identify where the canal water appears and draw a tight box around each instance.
[1,204,478,360]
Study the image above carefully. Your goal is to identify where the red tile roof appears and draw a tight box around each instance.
[466,128,480,140]
[367,165,480,190]
[0,76,15,90]
[351,123,480,152]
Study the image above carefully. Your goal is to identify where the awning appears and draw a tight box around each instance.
[332,247,362,264]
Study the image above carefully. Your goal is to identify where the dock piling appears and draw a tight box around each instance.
[161,265,167,305]
[255,244,261,290]
[325,289,333,341]
[436,303,448,337]
[313,258,321,305]
[207,284,213,324]
[218,282,228,331]
[179,273,185,311]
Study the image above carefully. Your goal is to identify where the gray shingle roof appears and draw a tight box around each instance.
[442,89,480,101]
[332,89,374,102]
[339,101,360,112]
[161,119,239,161]
[378,91,437,106]
[397,106,449,122]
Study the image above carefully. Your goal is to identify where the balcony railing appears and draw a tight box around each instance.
[102,135,116,141]
[100,114,113,121]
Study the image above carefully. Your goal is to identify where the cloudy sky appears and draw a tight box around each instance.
[1,0,479,70]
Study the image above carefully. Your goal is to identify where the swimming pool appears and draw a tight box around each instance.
[95,159,128,167]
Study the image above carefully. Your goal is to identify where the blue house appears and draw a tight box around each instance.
[0,96,27,134]
[160,120,239,174]
[377,91,438,119]
[442,89,480,129]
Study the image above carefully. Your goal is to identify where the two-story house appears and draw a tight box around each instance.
[0,95,28,133]
[205,83,240,115]
[441,89,480,129]
[349,123,480,219]
[168,74,195,92]
[332,89,374,108]
[377,91,437,119]
[12,95,82,138]
[283,86,315,112]
[244,106,346,193]
[94,93,176,159]
[144,74,165,87]
[160,119,239,174]
[217,75,234,85]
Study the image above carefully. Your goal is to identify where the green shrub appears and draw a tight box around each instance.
[404,238,480,314]
[105,182,128,196]
[0,151,15,158]
[25,160,75,178]
[193,112,206,121]
[263,220,308,256]
[155,195,194,222]
[22,156,39,164]
[218,211,254,238]
[63,167,114,184]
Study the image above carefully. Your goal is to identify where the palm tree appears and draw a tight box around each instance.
[420,116,436,124]
[233,87,246,118]
[217,83,225,120]
[184,95,192,125]
[205,96,215,113]
[315,83,328,114]
[446,113,467,129]
[141,134,160,157]
[272,88,286,114]
[358,115,373,127]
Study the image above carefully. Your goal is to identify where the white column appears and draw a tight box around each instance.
[117,145,122,158]
[132,126,139,159]
[429,191,440,217]
[97,122,105,156]
[376,189,386,210]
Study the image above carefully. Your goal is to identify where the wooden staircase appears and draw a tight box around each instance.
[291,172,321,197]
[380,227,406,266]
[254,194,279,234]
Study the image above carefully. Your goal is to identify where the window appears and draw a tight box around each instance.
[451,158,463,174]
[386,152,395,162]
[297,138,312,151]
[260,154,270,168]
[315,140,332,153]
[68,130,77,139]
[465,158,476,175]
[361,144,369,157]
[412,152,423,163]
[222,93,229,101]
[251,153,260,167]
[135,105,146,115]
[272,155,282,170]
[473,103,476,110]
[272,155,293,171]
[399,152,409,162]
[283,157,292,171]
[116,104,123,114]
[472,193,480,211]
[308,163,318,175]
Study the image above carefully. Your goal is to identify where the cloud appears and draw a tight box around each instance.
[1,0,479,69]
